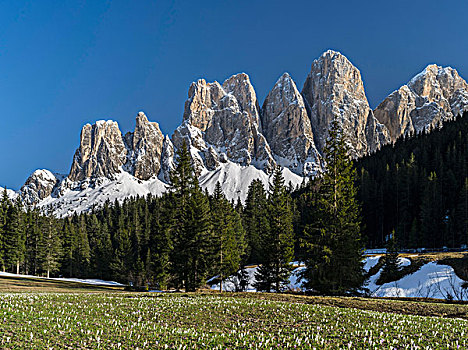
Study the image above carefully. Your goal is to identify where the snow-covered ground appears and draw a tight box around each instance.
[210,263,305,292]
[368,260,467,300]
[210,257,468,300]
[0,271,124,286]
[34,161,303,217]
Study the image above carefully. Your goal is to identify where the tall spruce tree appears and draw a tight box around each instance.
[378,231,400,284]
[38,216,62,278]
[169,141,212,291]
[254,167,294,292]
[0,188,8,271]
[243,179,269,264]
[3,199,25,273]
[301,119,365,295]
[211,182,246,292]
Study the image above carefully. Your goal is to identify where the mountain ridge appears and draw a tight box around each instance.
[7,50,468,216]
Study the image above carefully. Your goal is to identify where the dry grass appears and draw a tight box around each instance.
[0,275,124,293]
[208,292,468,320]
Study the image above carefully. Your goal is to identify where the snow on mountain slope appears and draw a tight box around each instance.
[199,161,303,203]
[37,161,304,216]
[39,172,169,217]
[5,188,18,201]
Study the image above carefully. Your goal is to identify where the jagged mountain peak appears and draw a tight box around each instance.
[302,50,389,157]
[374,64,468,141]
[261,72,321,175]
[174,73,275,174]
[15,51,468,216]
[127,111,165,181]
[68,119,127,182]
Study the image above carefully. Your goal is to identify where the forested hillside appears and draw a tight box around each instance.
[7,112,468,291]
[356,111,468,249]
[0,124,364,295]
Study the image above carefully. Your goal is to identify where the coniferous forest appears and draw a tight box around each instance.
[356,111,468,249]
[2,113,468,293]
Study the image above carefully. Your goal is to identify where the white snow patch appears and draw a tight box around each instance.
[363,255,381,272]
[210,263,305,292]
[200,161,303,202]
[0,271,124,286]
[367,261,468,300]
[39,172,169,217]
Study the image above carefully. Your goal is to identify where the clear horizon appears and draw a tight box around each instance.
[1,0,467,190]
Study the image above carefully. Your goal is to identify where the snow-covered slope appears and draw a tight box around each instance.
[199,161,303,203]
[37,161,303,216]
[39,172,168,217]
[5,188,18,201]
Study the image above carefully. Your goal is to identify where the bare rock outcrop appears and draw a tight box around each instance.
[125,112,164,180]
[20,169,60,205]
[158,135,175,183]
[262,73,321,175]
[302,50,389,157]
[374,65,468,141]
[68,120,128,182]
[173,74,275,173]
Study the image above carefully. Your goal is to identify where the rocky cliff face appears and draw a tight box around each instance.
[172,73,275,174]
[301,50,390,157]
[125,112,164,180]
[262,73,321,175]
[374,65,468,141]
[68,120,128,182]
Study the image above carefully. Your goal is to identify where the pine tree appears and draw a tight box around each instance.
[169,141,213,291]
[3,199,25,273]
[243,180,269,264]
[148,196,172,289]
[378,231,400,284]
[301,119,365,295]
[38,216,62,278]
[211,182,246,292]
[254,167,294,292]
[0,188,8,271]
[454,178,468,247]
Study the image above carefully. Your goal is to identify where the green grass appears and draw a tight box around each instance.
[1,292,467,349]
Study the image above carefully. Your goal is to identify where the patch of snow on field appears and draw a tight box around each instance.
[363,255,381,272]
[210,264,305,292]
[368,262,467,300]
[0,272,124,286]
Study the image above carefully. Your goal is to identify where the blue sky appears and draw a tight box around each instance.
[1,0,467,189]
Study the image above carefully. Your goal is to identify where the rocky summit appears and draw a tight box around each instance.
[374,64,468,141]
[12,50,468,215]
[301,50,390,157]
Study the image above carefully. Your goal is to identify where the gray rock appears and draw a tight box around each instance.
[173,74,275,172]
[302,50,389,157]
[126,112,164,180]
[68,120,127,182]
[262,72,321,175]
[20,169,59,205]
[374,64,468,141]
